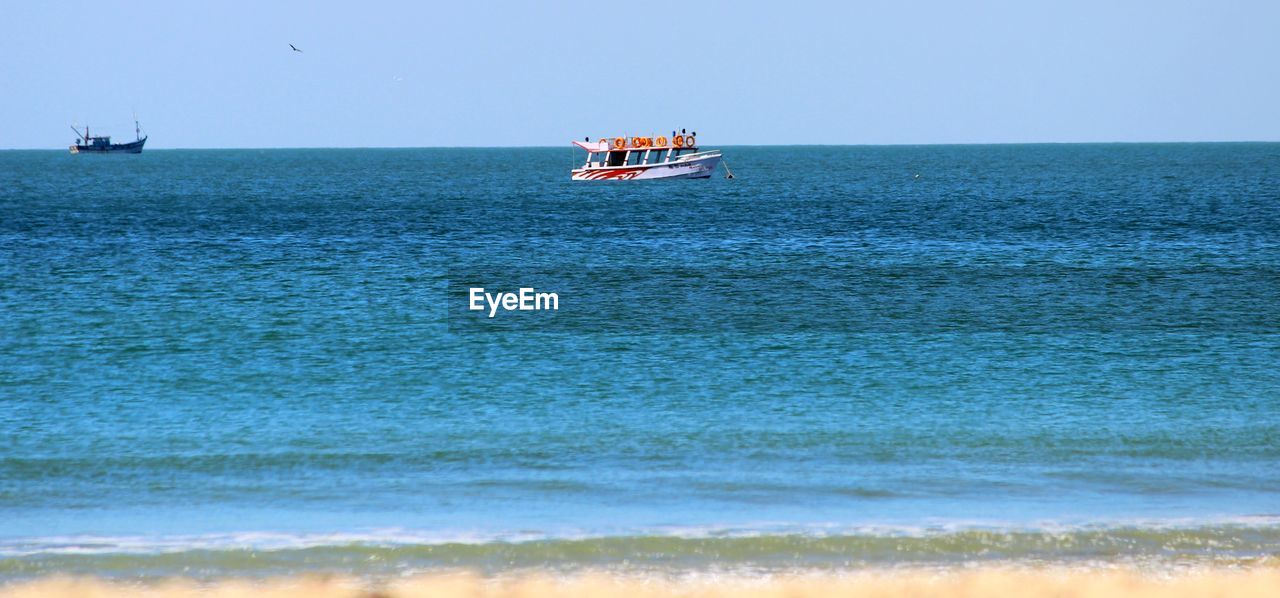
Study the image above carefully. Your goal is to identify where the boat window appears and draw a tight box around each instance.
[649,149,668,163]
[607,151,626,166]
[626,151,643,166]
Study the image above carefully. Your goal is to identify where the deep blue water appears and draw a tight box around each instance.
[1,145,1279,577]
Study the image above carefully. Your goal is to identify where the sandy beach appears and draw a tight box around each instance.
[5,566,1280,598]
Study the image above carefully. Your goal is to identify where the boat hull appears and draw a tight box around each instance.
[70,137,146,154]
[572,153,721,181]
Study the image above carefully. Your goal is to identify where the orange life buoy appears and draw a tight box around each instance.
[655,136,668,147]
[672,135,684,148]
[685,135,696,147]
[613,137,625,150]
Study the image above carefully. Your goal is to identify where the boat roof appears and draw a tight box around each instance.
[573,140,610,151]
[573,140,698,151]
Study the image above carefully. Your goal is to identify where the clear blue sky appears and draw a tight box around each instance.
[3,1,1277,148]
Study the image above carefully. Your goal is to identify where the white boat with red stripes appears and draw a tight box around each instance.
[571,131,722,181]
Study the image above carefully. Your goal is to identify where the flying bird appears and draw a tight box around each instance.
[289,44,302,53]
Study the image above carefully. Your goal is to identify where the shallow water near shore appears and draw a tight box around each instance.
[2,144,1279,580]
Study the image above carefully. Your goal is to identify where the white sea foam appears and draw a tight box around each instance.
[5,514,1280,558]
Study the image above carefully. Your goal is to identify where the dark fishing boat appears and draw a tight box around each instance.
[70,118,147,154]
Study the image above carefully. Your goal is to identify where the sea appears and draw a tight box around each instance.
[1,144,1278,580]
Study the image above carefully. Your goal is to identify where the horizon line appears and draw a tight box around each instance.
[5,139,1280,151]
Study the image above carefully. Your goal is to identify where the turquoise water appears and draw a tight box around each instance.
[2,145,1279,578]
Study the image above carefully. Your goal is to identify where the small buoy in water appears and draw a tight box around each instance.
[913,173,921,180]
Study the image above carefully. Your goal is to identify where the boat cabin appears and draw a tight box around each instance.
[574,134,703,169]
[586,146,704,168]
